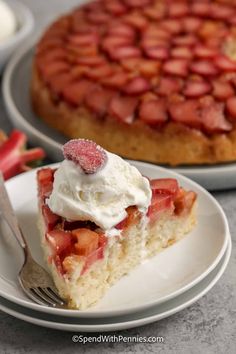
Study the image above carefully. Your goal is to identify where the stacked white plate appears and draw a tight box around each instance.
[0,162,231,332]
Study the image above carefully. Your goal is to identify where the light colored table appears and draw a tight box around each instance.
[0,1,235,353]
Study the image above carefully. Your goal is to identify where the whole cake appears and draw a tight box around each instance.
[32,0,236,165]
[37,139,197,309]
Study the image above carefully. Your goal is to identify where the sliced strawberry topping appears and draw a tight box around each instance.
[147,194,173,221]
[141,37,169,49]
[72,228,99,256]
[40,61,69,79]
[104,0,127,15]
[76,56,106,67]
[169,100,201,127]
[143,26,170,40]
[84,64,113,80]
[68,32,99,46]
[212,80,234,101]
[49,72,75,95]
[107,23,136,39]
[46,230,73,257]
[194,45,217,59]
[183,80,212,97]
[171,46,193,59]
[156,77,183,96]
[85,87,114,115]
[182,16,202,32]
[139,99,168,126]
[210,3,233,20]
[63,139,107,174]
[168,3,189,18]
[201,101,232,133]
[144,46,169,60]
[143,3,167,20]
[124,11,148,29]
[138,60,161,77]
[101,71,128,88]
[102,36,133,51]
[163,59,189,77]
[109,46,141,60]
[63,80,94,106]
[87,11,111,24]
[109,95,138,123]
[123,0,151,7]
[191,2,210,17]
[42,205,60,232]
[123,77,151,95]
[150,178,179,196]
[160,19,183,34]
[214,56,236,72]
[173,34,197,46]
[226,97,236,119]
[38,48,67,63]
[190,60,219,76]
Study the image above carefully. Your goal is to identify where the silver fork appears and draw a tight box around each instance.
[0,173,66,308]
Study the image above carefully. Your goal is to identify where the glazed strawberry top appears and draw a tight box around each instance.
[36,0,236,133]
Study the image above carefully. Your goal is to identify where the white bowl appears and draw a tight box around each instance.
[0,0,34,71]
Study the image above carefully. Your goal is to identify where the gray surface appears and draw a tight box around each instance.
[0,0,235,353]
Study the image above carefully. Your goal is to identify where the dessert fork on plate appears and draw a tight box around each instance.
[0,172,66,308]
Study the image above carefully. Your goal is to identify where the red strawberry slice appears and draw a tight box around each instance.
[39,48,67,63]
[144,46,169,60]
[191,2,210,16]
[150,178,179,196]
[109,95,138,123]
[210,3,233,20]
[102,36,133,51]
[42,205,60,232]
[84,65,113,80]
[190,60,219,76]
[201,101,232,133]
[160,19,183,34]
[68,32,99,46]
[49,72,75,95]
[124,12,148,29]
[139,99,168,125]
[147,194,173,220]
[143,3,167,20]
[171,46,193,59]
[40,61,70,79]
[46,230,72,257]
[212,80,234,101]
[63,80,94,106]
[85,87,114,115]
[194,45,217,59]
[182,16,202,32]
[163,59,189,77]
[101,71,129,88]
[107,23,136,39]
[143,26,170,40]
[63,139,108,174]
[173,35,197,46]
[226,97,236,119]
[104,0,127,15]
[156,77,183,96]
[138,60,161,77]
[87,11,111,24]
[123,0,151,8]
[109,46,141,60]
[169,100,202,127]
[183,80,212,97]
[123,77,151,95]
[168,3,189,18]
[76,56,106,67]
[214,56,236,72]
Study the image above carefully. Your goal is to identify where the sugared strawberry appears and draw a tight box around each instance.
[63,139,107,174]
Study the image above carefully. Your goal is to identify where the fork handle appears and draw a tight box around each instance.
[0,173,26,249]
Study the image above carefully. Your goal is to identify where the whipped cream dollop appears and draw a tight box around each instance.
[48,151,152,231]
[0,1,17,43]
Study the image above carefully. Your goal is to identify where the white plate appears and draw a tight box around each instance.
[0,238,231,332]
[0,162,230,318]
[3,42,236,191]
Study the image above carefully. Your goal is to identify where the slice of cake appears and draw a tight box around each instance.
[37,139,197,309]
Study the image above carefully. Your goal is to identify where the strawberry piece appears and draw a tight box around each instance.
[163,59,189,77]
[63,139,107,174]
[210,3,233,20]
[190,60,219,76]
[144,46,169,60]
[63,80,94,105]
[37,168,54,186]
[143,3,167,20]
[183,17,202,33]
[109,95,138,123]
[76,56,106,67]
[173,34,197,46]
[49,72,75,95]
[104,0,127,15]
[72,228,99,256]
[156,77,183,96]
[160,19,183,34]
[123,0,151,8]
[143,26,170,40]
[150,178,179,196]
[39,48,67,63]
[124,11,148,30]
[212,80,234,101]
[101,71,128,88]
[40,61,69,79]
[107,23,136,39]
[46,230,72,257]
[123,77,151,95]
[183,80,212,97]
[102,36,133,51]
[147,194,173,221]
[42,205,60,232]
[214,56,236,72]
[138,60,161,77]
[84,64,113,80]
[174,190,196,216]
[201,101,232,133]
[168,3,189,18]
[68,32,99,46]
[194,45,217,59]
[85,87,114,115]
[226,97,236,119]
[87,11,111,24]
[191,2,210,16]
[171,46,193,59]
[139,99,168,125]
[109,46,141,60]
[169,100,201,127]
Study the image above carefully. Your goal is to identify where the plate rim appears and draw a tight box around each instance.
[0,237,231,332]
[0,162,230,317]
